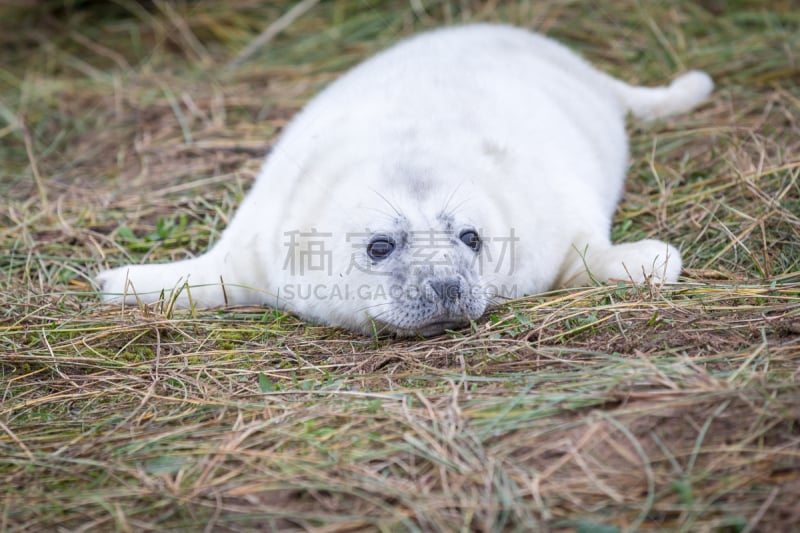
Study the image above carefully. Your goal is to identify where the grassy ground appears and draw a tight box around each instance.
[1,1,798,531]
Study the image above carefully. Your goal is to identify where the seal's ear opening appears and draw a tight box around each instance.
[459,229,481,252]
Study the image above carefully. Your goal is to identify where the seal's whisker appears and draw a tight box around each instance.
[358,206,404,224]
[440,181,465,216]
[354,301,393,316]
[368,188,403,218]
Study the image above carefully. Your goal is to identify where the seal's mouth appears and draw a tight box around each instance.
[382,319,469,338]
[417,320,468,336]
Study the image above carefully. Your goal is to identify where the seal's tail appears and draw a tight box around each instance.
[608,70,713,121]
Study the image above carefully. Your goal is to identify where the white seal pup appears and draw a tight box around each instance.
[97,24,713,336]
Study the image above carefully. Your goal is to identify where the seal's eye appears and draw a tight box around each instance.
[459,230,481,252]
[367,236,396,260]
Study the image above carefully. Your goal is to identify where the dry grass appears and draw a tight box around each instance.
[1,1,799,531]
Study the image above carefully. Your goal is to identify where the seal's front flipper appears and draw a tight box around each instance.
[558,239,682,287]
[96,257,230,309]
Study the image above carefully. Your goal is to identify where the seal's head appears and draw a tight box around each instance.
[280,162,501,336]
[347,209,489,336]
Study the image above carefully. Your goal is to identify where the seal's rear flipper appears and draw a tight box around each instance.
[609,70,713,121]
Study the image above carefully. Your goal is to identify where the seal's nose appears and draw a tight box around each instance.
[429,279,462,304]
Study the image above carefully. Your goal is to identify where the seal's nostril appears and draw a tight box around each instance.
[429,279,461,303]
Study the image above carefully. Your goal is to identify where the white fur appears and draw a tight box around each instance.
[97,24,712,336]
